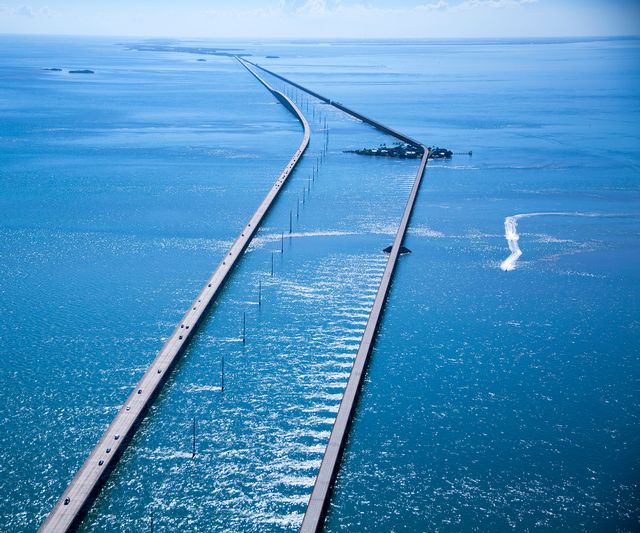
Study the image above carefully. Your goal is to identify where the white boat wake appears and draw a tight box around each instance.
[500,212,614,271]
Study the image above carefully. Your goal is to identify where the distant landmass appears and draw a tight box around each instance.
[125,44,250,58]
[42,68,62,72]
[69,69,94,74]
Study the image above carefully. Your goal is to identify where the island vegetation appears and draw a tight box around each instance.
[427,146,454,159]
[345,142,424,159]
[345,142,456,159]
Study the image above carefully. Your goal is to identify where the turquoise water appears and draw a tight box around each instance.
[1,36,639,531]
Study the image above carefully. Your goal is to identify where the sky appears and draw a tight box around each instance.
[0,0,638,39]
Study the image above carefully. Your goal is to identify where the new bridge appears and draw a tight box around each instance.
[40,60,310,533]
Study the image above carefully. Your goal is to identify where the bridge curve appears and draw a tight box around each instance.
[40,60,310,533]
[242,58,425,150]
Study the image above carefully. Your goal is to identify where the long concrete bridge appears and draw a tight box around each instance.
[39,60,310,533]
[237,60,430,533]
[41,57,429,532]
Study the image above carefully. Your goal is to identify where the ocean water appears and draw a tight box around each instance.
[298,39,639,531]
[0,35,639,531]
[0,35,418,531]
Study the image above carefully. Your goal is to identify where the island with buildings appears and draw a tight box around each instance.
[345,142,454,159]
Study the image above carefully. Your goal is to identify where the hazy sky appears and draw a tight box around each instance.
[0,0,638,39]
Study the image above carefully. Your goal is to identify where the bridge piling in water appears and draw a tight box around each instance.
[191,417,196,459]
[221,353,225,392]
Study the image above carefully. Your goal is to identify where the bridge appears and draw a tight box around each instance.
[39,60,310,533]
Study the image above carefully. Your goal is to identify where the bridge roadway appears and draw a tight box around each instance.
[40,60,310,532]
[238,60,431,533]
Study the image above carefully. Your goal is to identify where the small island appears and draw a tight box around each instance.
[345,142,424,159]
[427,146,454,159]
[42,68,62,72]
[69,69,94,74]
[197,58,206,62]
[266,55,280,59]
[345,142,455,159]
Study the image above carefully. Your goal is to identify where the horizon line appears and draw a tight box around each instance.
[2,32,639,42]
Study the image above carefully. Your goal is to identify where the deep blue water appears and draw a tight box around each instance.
[1,36,639,531]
